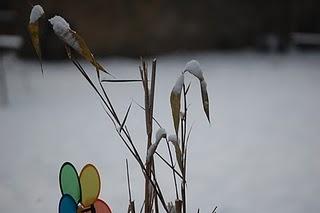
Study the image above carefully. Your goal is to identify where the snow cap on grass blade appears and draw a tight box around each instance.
[184,59,211,123]
[146,143,158,164]
[146,128,167,164]
[168,134,178,144]
[29,5,44,24]
[28,4,45,74]
[156,128,167,143]
[49,16,70,34]
[184,60,204,81]
[48,16,80,52]
[48,15,109,75]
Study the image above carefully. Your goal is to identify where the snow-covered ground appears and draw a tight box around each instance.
[0,51,319,213]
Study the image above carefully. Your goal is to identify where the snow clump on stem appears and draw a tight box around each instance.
[29,5,44,24]
[48,16,81,52]
[184,60,204,81]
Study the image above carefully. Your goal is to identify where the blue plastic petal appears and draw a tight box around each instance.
[59,194,77,213]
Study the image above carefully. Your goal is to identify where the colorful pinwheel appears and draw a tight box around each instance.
[59,162,112,213]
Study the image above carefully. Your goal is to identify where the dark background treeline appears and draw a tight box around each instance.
[1,0,320,58]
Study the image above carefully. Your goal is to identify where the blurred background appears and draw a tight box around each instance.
[2,0,320,57]
[0,0,320,213]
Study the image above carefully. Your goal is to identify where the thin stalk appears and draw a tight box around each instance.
[140,62,151,213]
[149,59,156,128]
[211,206,217,213]
[132,99,162,128]
[117,128,169,212]
[181,84,188,213]
[99,80,121,124]
[181,114,186,213]
[140,60,160,213]
[139,201,145,213]
[72,58,169,212]
[126,159,136,213]
[150,59,159,213]
[126,159,132,202]
[166,139,179,200]
[154,152,183,179]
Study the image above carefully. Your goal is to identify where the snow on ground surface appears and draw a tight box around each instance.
[0,51,320,213]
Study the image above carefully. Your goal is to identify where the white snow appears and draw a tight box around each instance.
[29,5,44,24]
[48,16,81,52]
[155,128,167,143]
[0,35,23,49]
[147,128,166,163]
[168,134,178,144]
[49,16,70,32]
[172,73,184,94]
[184,59,204,81]
[146,143,158,163]
[1,51,320,213]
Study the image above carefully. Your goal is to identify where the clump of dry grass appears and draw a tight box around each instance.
[28,4,216,213]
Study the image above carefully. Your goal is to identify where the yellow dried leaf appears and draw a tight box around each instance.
[170,91,181,136]
[28,22,43,73]
[73,33,108,74]
[200,80,210,123]
[64,45,72,59]
[170,74,184,135]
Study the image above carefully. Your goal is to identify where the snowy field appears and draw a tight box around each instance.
[0,51,319,213]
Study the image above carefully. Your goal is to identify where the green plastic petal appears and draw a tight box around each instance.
[59,162,81,203]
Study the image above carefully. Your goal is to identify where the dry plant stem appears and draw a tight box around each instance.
[132,99,162,128]
[139,201,145,213]
[175,199,183,213]
[99,80,120,123]
[166,140,179,199]
[127,201,136,213]
[154,152,183,179]
[72,58,168,212]
[117,127,168,213]
[140,59,158,213]
[126,159,135,213]
[150,60,159,213]
[211,206,217,213]
[181,84,188,213]
[181,115,186,213]
[150,167,159,213]
[140,62,151,213]
[118,126,168,212]
[149,59,156,129]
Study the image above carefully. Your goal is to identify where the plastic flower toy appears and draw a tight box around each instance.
[59,162,112,213]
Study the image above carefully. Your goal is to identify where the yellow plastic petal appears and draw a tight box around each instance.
[80,164,101,207]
